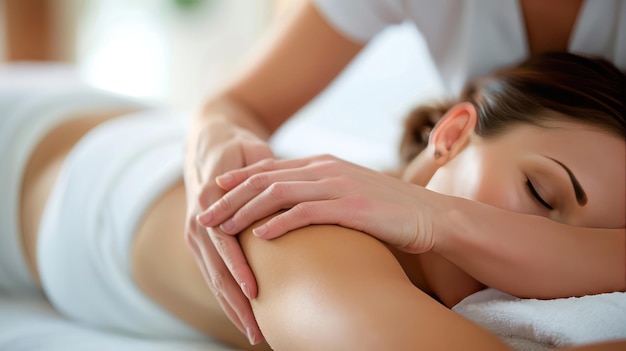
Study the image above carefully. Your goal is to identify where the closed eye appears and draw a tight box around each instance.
[526,178,553,210]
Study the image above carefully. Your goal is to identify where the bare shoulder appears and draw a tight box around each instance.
[239,214,406,287]
[238,215,509,351]
[239,215,624,351]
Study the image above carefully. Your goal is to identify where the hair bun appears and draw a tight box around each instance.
[399,102,453,164]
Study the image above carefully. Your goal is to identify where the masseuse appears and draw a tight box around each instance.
[184,0,626,343]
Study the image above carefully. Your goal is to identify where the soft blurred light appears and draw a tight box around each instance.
[75,0,270,110]
[79,11,167,101]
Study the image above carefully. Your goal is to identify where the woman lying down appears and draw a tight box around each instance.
[0,52,624,350]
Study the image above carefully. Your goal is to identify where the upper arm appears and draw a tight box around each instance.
[239,217,510,351]
[220,0,365,132]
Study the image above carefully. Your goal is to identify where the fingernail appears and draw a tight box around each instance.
[220,219,235,232]
[240,282,251,300]
[252,224,267,237]
[246,325,257,345]
[196,210,212,225]
[216,173,234,187]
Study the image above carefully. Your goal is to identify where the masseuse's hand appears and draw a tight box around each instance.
[184,117,272,345]
[198,155,440,254]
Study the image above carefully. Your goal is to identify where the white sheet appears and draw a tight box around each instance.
[453,288,626,351]
[0,296,236,351]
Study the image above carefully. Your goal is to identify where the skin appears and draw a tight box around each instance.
[201,103,626,306]
[184,0,594,341]
[6,1,588,338]
[19,102,625,350]
[183,1,364,340]
[415,106,626,305]
[12,0,618,346]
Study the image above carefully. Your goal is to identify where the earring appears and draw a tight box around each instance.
[434,149,442,159]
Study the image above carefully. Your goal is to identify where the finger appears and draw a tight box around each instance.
[217,180,337,235]
[194,229,264,344]
[187,236,245,334]
[187,232,250,336]
[187,212,258,335]
[206,228,258,300]
[258,198,424,252]
[204,227,263,340]
[216,153,340,191]
[215,157,313,190]
[195,249,264,346]
[200,168,324,227]
[251,200,349,239]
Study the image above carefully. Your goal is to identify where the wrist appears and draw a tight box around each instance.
[429,193,472,255]
[199,96,271,140]
[186,98,271,166]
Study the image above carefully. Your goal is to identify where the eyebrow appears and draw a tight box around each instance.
[546,157,588,206]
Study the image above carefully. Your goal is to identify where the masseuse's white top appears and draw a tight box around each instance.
[313,0,626,95]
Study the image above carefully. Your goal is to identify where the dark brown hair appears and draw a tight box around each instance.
[399,52,626,164]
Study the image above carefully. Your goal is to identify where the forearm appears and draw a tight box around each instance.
[239,215,510,351]
[194,96,272,141]
[187,96,271,164]
[435,195,626,299]
[184,0,363,206]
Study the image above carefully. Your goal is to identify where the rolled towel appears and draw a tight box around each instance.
[452,288,626,351]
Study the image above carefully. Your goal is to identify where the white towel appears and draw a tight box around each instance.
[452,288,626,351]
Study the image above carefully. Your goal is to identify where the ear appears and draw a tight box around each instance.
[427,102,478,165]
[400,102,477,185]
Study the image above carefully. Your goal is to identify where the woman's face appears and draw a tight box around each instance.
[419,122,625,228]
